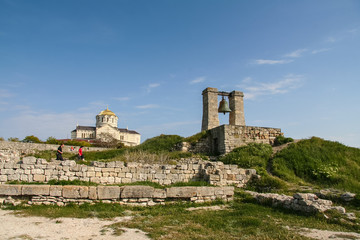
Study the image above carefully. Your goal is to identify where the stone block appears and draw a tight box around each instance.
[0,185,22,195]
[166,187,197,198]
[88,186,97,200]
[33,175,46,182]
[22,185,50,196]
[63,186,89,199]
[22,156,37,165]
[153,189,166,199]
[196,187,215,197]
[97,186,121,200]
[0,175,8,182]
[50,185,63,196]
[121,186,154,198]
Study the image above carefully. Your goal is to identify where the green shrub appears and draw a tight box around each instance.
[22,135,42,143]
[46,136,61,145]
[8,137,20,142]
[273,135,294,146]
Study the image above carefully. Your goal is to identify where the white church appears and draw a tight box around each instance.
[71,108,141,146]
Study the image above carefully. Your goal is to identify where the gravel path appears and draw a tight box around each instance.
[0,209,150,240]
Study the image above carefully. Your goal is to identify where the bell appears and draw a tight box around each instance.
[218,97,232,115]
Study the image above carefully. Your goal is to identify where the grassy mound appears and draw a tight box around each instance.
[272,137,360,193]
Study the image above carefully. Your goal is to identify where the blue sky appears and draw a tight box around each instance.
[1,0,359,148]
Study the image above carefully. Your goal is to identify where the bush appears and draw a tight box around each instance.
[46,136,60,145]
[273,135,294,146]
[8,137,20,142]
[22,135,42,143]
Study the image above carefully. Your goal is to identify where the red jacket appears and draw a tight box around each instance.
[78,148,83,156]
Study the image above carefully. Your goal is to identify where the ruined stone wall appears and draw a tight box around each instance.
[206,125,282,154]
[0,141,108,155]
[0,184,234,206]
[246,191,346,214]
[0,155,257,187]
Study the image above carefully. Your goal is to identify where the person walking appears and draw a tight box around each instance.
[56,144,64,160]
[78,146,85,161]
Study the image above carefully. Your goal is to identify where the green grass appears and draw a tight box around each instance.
[272,137,360,194]
[4,190,359,239]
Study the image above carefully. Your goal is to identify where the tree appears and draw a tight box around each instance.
[22,135,42,143]
[8,137,20,142]
[46,136,60,145]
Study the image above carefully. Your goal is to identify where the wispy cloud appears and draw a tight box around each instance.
[311,48,331,54]
[326,37,337,43]
[283,48,307,58]
[0,89,13,98]
[190,76,206,84]
[254,59,293,65]
[136,104,159,109]
[146,83,160,93]
[237,74,304,100]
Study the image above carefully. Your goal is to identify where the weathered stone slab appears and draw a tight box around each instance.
[196,187,215,197]
[22,185,50,196]
[88,186,97,200]
[121,186,154,198]
[50,185,63,197]
[152,188,166,199]
[62,186,89,199]
[166,187,197,198]
[22,156,36,165]
[97,186,121,200]
[0,185,22,196]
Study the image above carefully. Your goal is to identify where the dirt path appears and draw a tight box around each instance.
[0,209,150,240]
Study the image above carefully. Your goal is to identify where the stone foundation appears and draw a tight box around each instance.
[0,184,234,206]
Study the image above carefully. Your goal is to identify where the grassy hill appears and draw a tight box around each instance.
[219,137,360,195]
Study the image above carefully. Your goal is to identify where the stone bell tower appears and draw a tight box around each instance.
[201,87,245,131]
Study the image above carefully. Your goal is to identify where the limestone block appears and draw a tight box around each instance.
[7,174,20,181]
[22,156,36,165]
[153,189,166,199]
[22,185,50,196]
[63,186,89,199]
[90,177,100,183]
[87,171,95,177]
[88,186,97,200]
[0,185,22,195]
[4,162,15,169]
[97,186,121,200]
[0,175,8,182]
[20,174,28,181]
[101,168,114,172]
[50,186,63,196]
[166,187,197,198]
[121,186,154,198]
[196,187,215,197]
[31,169,44,175]
[223,186,235,196]
[33,175,46,182]
[125,172,132,178]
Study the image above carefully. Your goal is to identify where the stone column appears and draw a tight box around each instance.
[202,87,219,131]
[229,90,245,126]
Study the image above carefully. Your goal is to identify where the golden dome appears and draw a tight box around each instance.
[98,107,116,116]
